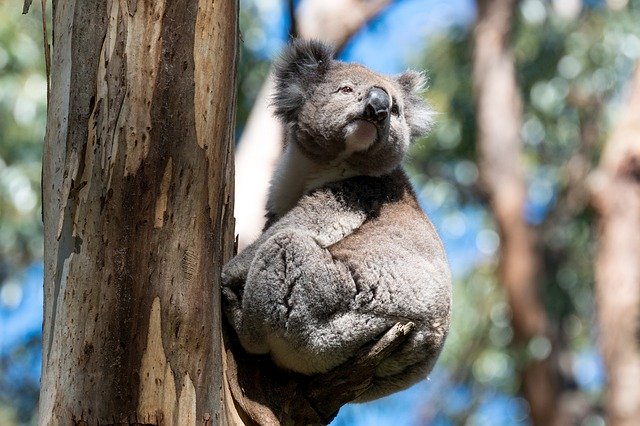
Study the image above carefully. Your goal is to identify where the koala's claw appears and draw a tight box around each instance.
[222,255,251,289]
[221,285,239,304]
[221,270,243,289]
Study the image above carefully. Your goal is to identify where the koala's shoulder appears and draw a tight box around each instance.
[311,168,420,219]
[326,169,449,286]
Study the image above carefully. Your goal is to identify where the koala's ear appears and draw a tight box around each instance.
[272,39,334,122]
[396,70,434,138]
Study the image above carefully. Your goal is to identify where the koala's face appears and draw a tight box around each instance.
[272,40,433,176]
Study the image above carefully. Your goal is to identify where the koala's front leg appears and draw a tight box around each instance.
[234,229,392,375]
[222,187,368,352]
[224,187,365,287]
[231,230,349,354]
[265,188,369,248]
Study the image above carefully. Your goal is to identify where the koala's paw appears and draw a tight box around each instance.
[221,285,243,330]
[221,256,251,330]
[221,258,247,289]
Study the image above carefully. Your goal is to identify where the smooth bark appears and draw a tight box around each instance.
[472,1,558,424]
[591,64,640,426]
[39,0,238,423]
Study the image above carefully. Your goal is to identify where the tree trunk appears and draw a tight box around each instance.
[39,0,239,423]
[234,0,391,250]
[472,1,558,424]
[591,63,640,426]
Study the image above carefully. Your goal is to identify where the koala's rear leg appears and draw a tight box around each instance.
[237,230,390,372]
[273,309,392,374]
[353,329,441,402]
[236,230,352,353]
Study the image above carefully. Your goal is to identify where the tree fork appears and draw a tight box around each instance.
[225,321,415,425]
[40,0,238,423]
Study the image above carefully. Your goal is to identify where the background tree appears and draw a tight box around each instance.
[592,63,640,426]
[410,0,640,423]
[472,0,557,423]
[37,0,238,423]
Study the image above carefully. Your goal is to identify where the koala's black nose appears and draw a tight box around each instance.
[364,87,390,123]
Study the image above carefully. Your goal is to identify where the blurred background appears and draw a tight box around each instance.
[2,0,640,424]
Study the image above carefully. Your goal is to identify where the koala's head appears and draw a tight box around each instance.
[272,39,433,176]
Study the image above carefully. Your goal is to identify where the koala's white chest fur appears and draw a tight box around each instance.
[344,120,377,154]
[267,120,380,219]
[267,143,362,218]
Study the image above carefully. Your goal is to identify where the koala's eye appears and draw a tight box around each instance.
[391,104,400,116]
[339,86,353,94]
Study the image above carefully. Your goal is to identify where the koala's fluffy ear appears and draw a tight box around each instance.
[396,70,434,139]
[272,39,334,122]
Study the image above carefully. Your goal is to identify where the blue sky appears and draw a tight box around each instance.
[0,263,42,360]
[342,0,475,73]
[248,0,475,73]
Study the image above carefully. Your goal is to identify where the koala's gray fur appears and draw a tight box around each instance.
[222,40,451,402]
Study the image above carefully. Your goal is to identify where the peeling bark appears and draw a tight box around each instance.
[591,64,640,426]
[472,1,558,424]
[40,0,238,423]
[234,0,391,250]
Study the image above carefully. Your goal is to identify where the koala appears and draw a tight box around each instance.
[222,40,451,402]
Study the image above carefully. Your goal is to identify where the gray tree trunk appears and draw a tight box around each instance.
[39,0,239,423]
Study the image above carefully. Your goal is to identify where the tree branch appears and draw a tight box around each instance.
[288,0,298,40]
[225,322,415,425]
[22,0,33,14]
[297,0,392,53]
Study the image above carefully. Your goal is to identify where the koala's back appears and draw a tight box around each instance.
[328,170,450,321]
[324,169,451,400]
